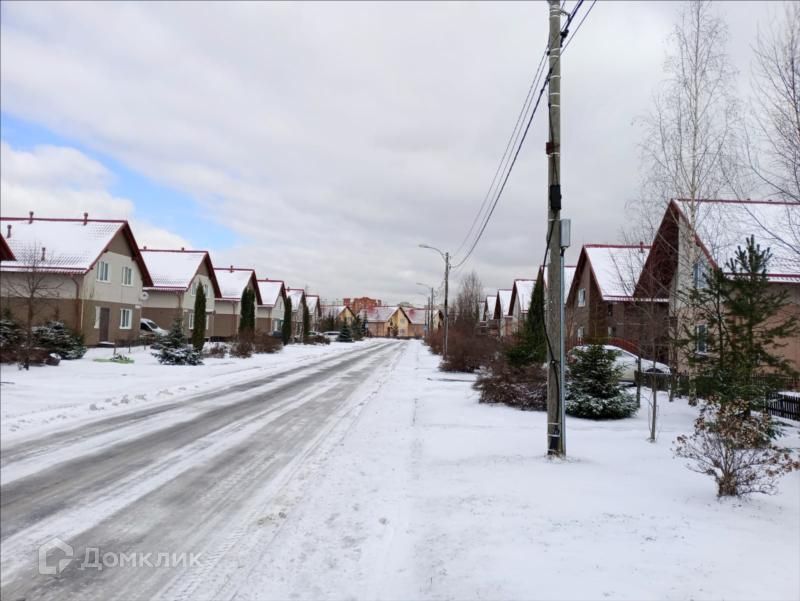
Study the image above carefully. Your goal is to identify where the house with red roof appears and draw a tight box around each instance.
[257,279,287,334]
[305,294,322,332]
[285,287,307,340]
[566,243,665,355]
[0,212,152,345]
[321,304,357,328]
[213,266,263,339]
[364,305,411,337]
[636,198,800,370]
[492,289,514,338]
[139,248,221,338]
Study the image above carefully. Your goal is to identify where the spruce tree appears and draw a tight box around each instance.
[566,345,637,419]
[361,316,368,338]
[192,283,207,351]
[238,288,256,341]
[282,296,293,344]
[507,274,547,367]
[338,321,353,342]
[156,318,202,365]
[350,315,362,341]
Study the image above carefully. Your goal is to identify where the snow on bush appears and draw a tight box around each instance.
[566,344,637,420]
[153,319,203,366]
[32,321,87,360]
[674,398,800,497]
[0,316,23,362]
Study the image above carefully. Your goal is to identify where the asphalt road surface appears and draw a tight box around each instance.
[1,340,405,601]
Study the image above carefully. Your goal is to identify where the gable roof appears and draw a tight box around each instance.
[494,289,513,319]
[257,279,286,307]
[672,198,799,283]
[140,248,221,296]
[484,295,497,320]
[0,216,152,285]
[286,288,306,313]
[569,244,650,302]
[509,279,536,316]
[305,294,321,316]
[404,306,429,325]
[537,264,577,305]
[0,235,15,261]
[364,305,408,323]
[214,267,262,304]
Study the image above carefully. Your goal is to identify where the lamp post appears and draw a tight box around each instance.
[416,282,435,336]
[418,244,450,359]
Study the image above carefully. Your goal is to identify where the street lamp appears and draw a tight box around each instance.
[416,282,435,336]
[418,244,450,359]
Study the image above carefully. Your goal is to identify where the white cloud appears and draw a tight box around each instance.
[0,1,781,302]
[0,141,190,250]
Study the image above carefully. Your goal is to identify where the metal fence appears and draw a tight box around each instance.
[634,371,800,422]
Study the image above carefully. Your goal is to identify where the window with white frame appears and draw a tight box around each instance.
[695,324,708,353]
[97,260,110,282]
[122,266,133,286]
[191,280,198,296]
[692,260,708,289]
[120,308,132,329]
[577,326,585,340]
[204,283,210,297]
[205,313,209,330]
[188,310,195,329]
[578,288,586,307]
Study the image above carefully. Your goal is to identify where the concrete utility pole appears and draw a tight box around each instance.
[546,0,565,456]
[418,245,450,358]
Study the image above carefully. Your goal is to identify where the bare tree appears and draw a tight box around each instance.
[453,270,483,333]
[2,244,63,369]
[628,1,739,402]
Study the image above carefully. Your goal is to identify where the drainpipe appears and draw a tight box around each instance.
[71,275,84,333]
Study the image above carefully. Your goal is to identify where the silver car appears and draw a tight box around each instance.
[571,344,671,383]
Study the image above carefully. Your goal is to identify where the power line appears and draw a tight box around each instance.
[451,0,593,272]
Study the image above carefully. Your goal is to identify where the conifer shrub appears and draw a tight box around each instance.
[337,322,353,343]
[154,319,203,365]
[33,321,87,360]
[566,345,637,419]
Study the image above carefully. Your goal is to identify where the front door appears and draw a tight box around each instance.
[99,307,110,342]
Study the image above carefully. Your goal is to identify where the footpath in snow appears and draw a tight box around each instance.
[227,339,800,601]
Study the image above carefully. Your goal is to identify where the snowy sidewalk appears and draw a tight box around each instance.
[233,340,800,601]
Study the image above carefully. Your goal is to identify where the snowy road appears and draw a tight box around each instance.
[0,339,405,601]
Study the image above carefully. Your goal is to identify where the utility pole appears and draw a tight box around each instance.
[443,252,450,359]
[546,0,565,456]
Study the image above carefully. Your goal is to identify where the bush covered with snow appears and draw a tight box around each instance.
[0,316,23,363]
[153,319,203,365]
[32,321,87,360]
[566,344,637,419]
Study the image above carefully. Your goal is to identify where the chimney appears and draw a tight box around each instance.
[230,265,234,272]
[143,245,147,250]
[6,224,11,239]
[639,241,645,254]
[41,246,46,261]
[83,212,89,225]
[180,247,185,251]
[28,211,34,224]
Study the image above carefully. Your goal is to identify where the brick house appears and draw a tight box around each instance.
[344,296,382,315]
[139,249,221,338]
[567,244,668,358]
[636,198,800,371]
[213,267,263,340]
[509,279,536,335]
[492,289,513,338]
[305,294,322,332]
[256,279,286,334]
[0,214,152,345]
[365,306,411,337]
[285,288,307,339]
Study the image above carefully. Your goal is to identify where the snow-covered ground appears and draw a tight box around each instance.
[2,339,798,600]
[227,340,800,601]
[0,339,382,445]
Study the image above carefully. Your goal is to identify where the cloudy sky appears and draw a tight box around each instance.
[0,1,786,304]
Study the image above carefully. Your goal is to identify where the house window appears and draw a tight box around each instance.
[695,324,708,353]
[692,260,708,289]
[122,266,133,286]
[578,288,586,307]
[191,281,198,296]
[204,283,210,297]
[188,310,195,329]
[205,313,209,329]
[97,260,110,282]
[120,308,132,329]
[577,326,585,341]
[608,326,616,337]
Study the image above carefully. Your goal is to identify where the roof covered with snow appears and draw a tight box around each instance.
[0,217,152,284]
[496,289,512,317]
[584,245,649,301]
[286,288,305,313]
[484,295,497,320]
[214,268,261,303]
[306,295,320,315]
[257,280,285,307]
[404,307,429,325]
[365,306,405,323]
[674,199,800,282]
[511,279,536,314]
[140,249,219,295]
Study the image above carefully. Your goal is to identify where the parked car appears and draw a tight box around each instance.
[140,318,168,338]
[324,331,340,342]
[570,344,670,383]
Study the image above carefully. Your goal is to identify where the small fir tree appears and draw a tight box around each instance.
[282,296,293,344]
[155,318,202,365]
[566,345,637,419]
[192,283,207,351]
[350,315,363,341]
[338,321,353,342]
[507,273,547,367]
[238,288,256,341]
